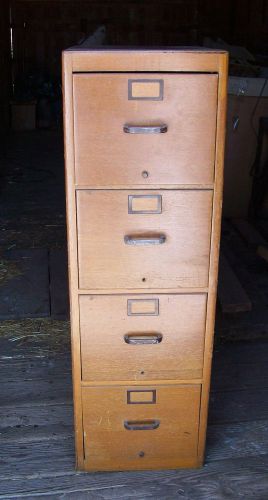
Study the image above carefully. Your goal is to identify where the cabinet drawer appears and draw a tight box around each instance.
[77,190,213,289]
[73,73,218,187]
[82,385,201,470]
[80,294,207,381]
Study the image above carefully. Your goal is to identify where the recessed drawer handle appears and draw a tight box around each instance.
[123,124,168,134]
[124,234,166,246]
[124,419,160,431]
[124,333,163,345]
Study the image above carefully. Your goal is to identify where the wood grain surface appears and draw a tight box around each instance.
[82,384,201,470]
[80,293,207,381]
[62,48,228,471]
[1,339,268,496]
[73,73,218,186]
[77,189,213,289]
[197,52,228,463]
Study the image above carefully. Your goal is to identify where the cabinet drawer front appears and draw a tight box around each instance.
[77,190,213,289]
[82,385,201,470]
[80,294,207,381]
[73,73,218,186]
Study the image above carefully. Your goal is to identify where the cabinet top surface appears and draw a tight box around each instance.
[63,47,228,73]
[64,46,228,54]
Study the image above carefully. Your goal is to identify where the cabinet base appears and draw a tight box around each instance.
[78,457,203,472]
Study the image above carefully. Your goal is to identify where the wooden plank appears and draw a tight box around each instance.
[49,248,69,320]
[62,48,84,469]
[76,183,215,190]
[2,341,267,393]
[1,341,267,422]
[0,356,71,382]
[4,413,267,459]
[1,403,73,428]
[0,249,50,319]
[217,254,252,312]
[216,305,268,342]
[0,438,75,480]
[206,420,268,461]
[0,455,267,498]
[70,49,226,73]
[77,286,209,294]
[188,48,225,462]
[232,218,267,248]
[213,341,268,365]
[2,389,267,477]
[211,341,268,391]
[2,424,73,444]
[211,359,268,391]
[1,378,72,406]
[209,387,268,424]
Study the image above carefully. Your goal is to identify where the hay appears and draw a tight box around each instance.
[0,257,22,285]
[0,318,70,357]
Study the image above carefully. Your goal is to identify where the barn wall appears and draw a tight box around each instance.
[9,0,268,82]
[0,0,266,125]
[9,0,200,81]
[0,0,11,145]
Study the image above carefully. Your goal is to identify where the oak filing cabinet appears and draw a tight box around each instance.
[62,48,228,471]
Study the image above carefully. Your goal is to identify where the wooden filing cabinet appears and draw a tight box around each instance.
[62,48,228,471]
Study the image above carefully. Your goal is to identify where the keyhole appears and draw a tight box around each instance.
[142,277,146,282]
[140,370,145,375]
[139,451,145,457]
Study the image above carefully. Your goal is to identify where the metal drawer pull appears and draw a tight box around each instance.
[124,234,166,246]
[124,420,160,431]
[124,333,163,345]
[123,124,168,134]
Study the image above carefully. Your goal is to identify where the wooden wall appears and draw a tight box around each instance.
[9,0,200,81]
[1,0,267,114]
[0,0,11,149]
[8,0,268,82]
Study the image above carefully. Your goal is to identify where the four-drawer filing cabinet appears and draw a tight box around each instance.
[62,48,228,471]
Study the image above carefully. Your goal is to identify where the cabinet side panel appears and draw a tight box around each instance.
[62,51,84,469]
[198,53,228,462]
